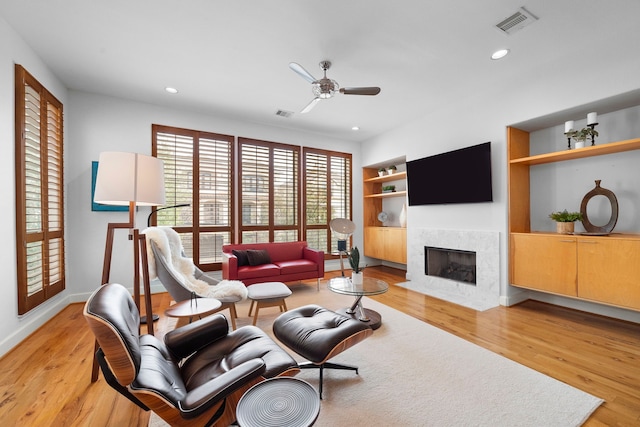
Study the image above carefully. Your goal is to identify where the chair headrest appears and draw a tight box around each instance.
[83,283,142,385]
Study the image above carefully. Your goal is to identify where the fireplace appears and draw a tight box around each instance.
[425,246,476,285]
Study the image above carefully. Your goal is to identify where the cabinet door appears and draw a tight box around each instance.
[578,238,640,310]
[511,234,577,296]
[364,227,385,259]
[385,228,407,264]
[364,227,407,264]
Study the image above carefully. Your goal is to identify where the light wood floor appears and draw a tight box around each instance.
[1,266,639,426]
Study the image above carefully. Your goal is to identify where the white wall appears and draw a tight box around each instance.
[0,16,69,356]
[65,90,361,302]
[0,14,360,357]
[361,46,640,322]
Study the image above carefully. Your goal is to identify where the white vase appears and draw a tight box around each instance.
[351,271,363,285]
[575,141,585,149]
[399,203,407,228]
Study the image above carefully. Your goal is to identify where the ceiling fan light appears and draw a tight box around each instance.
[312,79,339,99]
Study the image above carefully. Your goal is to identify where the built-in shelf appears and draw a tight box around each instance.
[508,127,640,312]
[364,190,407,199]
[510,137,640,166]
[364,171,407,183]
[363,166,407,264]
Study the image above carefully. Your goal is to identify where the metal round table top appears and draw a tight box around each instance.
[327,276,389,297]
[236,377,320,427]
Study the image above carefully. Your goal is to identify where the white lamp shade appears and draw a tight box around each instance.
[94,152,166,206]
[330,218,356,240]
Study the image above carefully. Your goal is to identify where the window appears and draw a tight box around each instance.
[152,125,234,270]
[303,148,352,254]
[15,65,65,314]
[239,138,300,243]
[153,126,352,268]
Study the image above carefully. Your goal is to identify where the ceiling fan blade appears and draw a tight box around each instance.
[339,87,381,96]
[301,97,321,114]
[289,62,317,84]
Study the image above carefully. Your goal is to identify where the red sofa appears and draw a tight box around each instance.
[222,241,324,287]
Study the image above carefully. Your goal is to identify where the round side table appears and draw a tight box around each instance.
[236,377,320,427]
[164,297,222,324]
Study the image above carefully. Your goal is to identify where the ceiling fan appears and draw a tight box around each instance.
[289,60,381,114]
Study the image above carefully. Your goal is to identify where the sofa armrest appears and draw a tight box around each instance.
[222,252,238,280]
[179,358,266,419]
[303,247,324,277]
[164,314,229,359]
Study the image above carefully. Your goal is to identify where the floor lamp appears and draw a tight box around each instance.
[330,218,356,276]
[90,151,165,382]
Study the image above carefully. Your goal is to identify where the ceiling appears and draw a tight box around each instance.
[2,0,640,142]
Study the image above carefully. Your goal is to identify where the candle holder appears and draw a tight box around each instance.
[588,123,599,146]
[564,133,572,150]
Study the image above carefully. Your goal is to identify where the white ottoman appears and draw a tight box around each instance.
[247,281,292,326]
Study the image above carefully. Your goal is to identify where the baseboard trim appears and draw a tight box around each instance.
[0,282,168,358]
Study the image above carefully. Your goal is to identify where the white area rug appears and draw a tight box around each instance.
[150,297,603,426]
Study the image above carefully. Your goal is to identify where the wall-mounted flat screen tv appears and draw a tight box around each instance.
[406,141,493,206]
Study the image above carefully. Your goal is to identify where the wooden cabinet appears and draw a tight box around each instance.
[577,237,640,310]
[364,227,407,264]
[511,233,577,296]
[362,166,407,264]
[508,128,640,311]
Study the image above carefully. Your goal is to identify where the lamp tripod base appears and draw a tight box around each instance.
[140,314,159,324]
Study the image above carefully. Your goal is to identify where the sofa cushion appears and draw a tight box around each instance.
[232,249,250,267]
[275,259,317,275]
[247,249,272,266]
[238,264,280,280]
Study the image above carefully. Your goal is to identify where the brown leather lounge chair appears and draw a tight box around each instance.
[84,283,298,426]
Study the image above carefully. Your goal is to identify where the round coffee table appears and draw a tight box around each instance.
[327,276,389,330]
[164,297,222,324]
[236,377,320,427]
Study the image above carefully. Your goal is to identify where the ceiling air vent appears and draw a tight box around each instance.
[275,109,293,118]
[496,7,538,35]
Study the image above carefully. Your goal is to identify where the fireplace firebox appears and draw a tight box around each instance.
[425,246,476,285]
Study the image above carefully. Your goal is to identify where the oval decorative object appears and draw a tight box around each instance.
[377,211,388,223]
[580,180,618,234]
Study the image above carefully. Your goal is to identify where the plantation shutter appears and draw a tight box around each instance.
[239,138,299,243]
[15,64,65,314]
[303,148,352,253]
[153,125,233,267]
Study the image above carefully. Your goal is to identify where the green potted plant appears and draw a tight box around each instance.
[382,185,395,193]
[348,246,364,284]
[567,127,599,149]
[549,209,583,234]
[387,165,397,174]
[378,167,386,177]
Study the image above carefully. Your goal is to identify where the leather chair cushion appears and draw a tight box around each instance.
[237,264,280,279]
[275,259,318,275]
[180,325,298,390]
[273,304,373,364]
[131,334,187,405]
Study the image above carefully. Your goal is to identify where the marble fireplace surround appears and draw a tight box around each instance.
[398,228,500,311]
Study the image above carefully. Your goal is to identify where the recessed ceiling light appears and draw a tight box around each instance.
[491,49,510,60]
[352,126,360,131]
[165,87,179,94]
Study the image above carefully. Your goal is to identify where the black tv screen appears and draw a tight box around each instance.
[406,142,493,206]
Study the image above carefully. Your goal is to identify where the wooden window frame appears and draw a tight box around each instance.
[302,147,353,256]
[152,124,234,271]
[15,64,65,314]
[238,137,301,243]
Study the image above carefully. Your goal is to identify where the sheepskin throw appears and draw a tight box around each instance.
[143,227,248,300]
